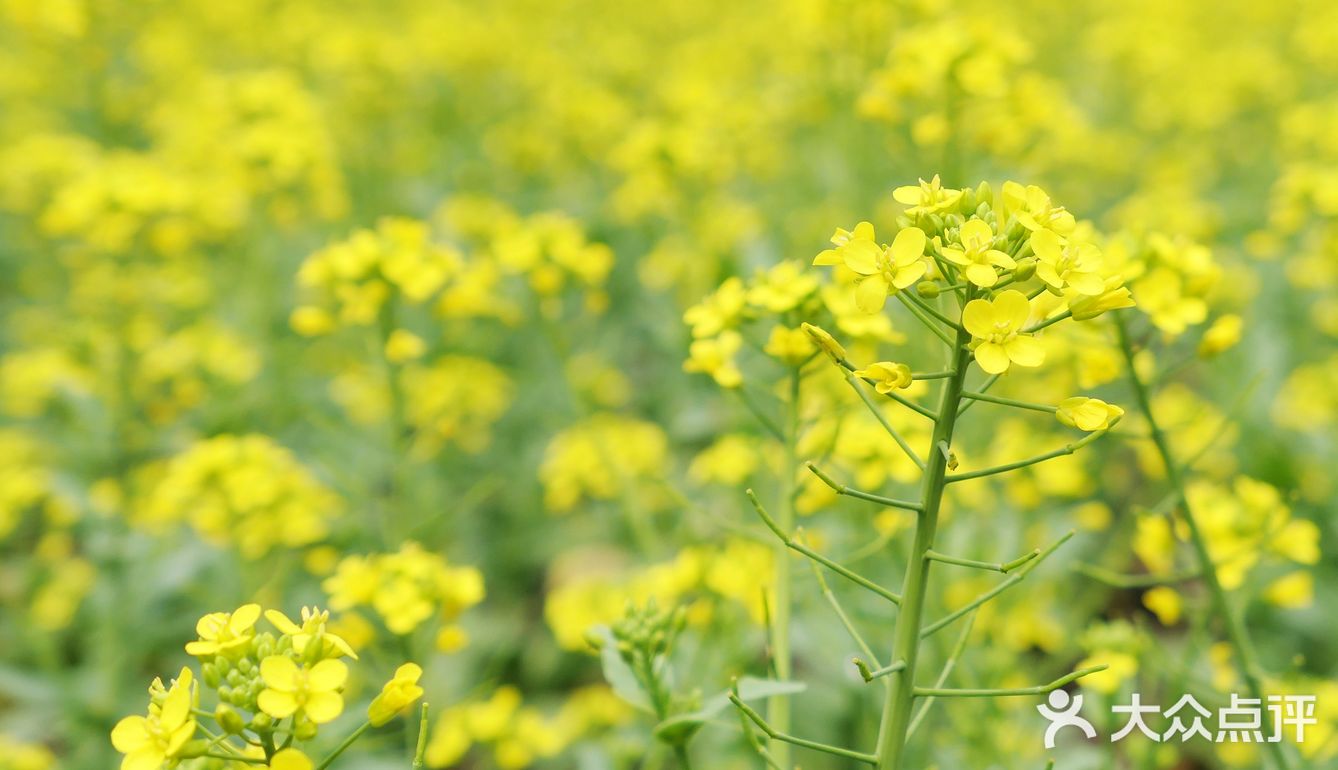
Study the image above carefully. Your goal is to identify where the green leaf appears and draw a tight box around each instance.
[592,626,652,713]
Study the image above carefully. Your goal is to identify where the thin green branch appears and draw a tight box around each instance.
[836,357,938,419]
[806,462,923,511]
[843,374,926,470]
[315,721,372,770]
[925,547,1039,574]
[413,703,430,769]
[945,423,1116,483]
[956,374,1000,417]
[1024,309,1071,333]
[730,688,878,765]
[903,291,964,332]
[959,390,1057,413]
[854,658,906,682]
[894,291,956,346]
[1074,563,1201,588]
[912,370,955,380]
[913,664,1107,697]
[810,563,880,667]
[746,490,902,604]
[921,531,1075,639]
[906,610,976,738]
[734,388,785,442]
[1114,314,1291,770]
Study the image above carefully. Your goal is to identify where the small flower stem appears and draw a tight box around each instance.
[315,721,373,770]
[809,562,882,668]
[955,374,1000,417]
[747,491,901,604]
[730,691,878,764]
[855,658,907,682]
[202,754,266,764]
[895,292,956,346]
[913,664,1107,697]
[806,462,923,511]
[959,390,1057,413]
[911,370,955,380]
[1073,563,1201,588]
[924,547,1039,573]
[1115,314,1291,770]
[944,425,1114,483]
[902,292,964,332]
[843,374,926,470]
[412,703,430,769]
[1024,309,1071,334]
[836,356,939,420]
[920,530,1074,639]
[733,387,785,442]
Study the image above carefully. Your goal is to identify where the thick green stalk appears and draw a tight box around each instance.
[769,368,801,770]
[874,321,973,769]
[1115,315,1290,770]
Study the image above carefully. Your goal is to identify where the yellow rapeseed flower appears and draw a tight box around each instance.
[185,603,261,657]
[257,656,348,724]
[962,290,1043,374]
[1055,397,1124,431]
[110,668,196,770]
[854,361,913,393]
[941,219,1016,288]
[367,662,425,726]
[892,175,963,216]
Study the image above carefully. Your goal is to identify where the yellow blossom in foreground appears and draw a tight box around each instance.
[1029,229,1105,295]
[185,603,261,657]
[854,361,913,393]
[1056,397,1124,431]
[111,668,196,770]
[942,219,1016,288]
[258,656,348,724]
[963,290,1043,374]
[368,663,425,726]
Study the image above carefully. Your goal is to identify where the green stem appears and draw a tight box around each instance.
[873,317,973,770]
[767,367,801,770]
[924,548,1039,574]
[412,703,430,769]
[902,292,964,332]
[1074,563,1201,588]
[843,374,926,469]
[945,425,1114,483]
[731,692,877,765]
[906,610,976,738]
[806,462,923,510]
[1114,315,1290,770]
[895,292,956,346]
[914,664,1106,697]
[959,390,1056,413]
[316,721,373,770]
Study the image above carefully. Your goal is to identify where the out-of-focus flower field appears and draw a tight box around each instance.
[0,1,1335,768]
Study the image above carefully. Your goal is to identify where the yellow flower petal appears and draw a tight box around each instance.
[270,749,314,770]
[258,690,300,719]
[1004,335,1044,368]
[265,610,302,635]
[889,227,926,266]
[260,656,300,689]
[229,603,262,634]
[961,299,993,337]
[994,290,1031,330]
[974,342,1010,374]
[303,691,345,724]
[964,263,998,287]
[854,275,890,313]
[111,716,151,752]
[308,658,349,691]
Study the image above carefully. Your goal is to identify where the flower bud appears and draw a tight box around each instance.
[916,281,940,299]
[1013,257,1036,281]
[250,712,274,732]
[800,323,846,363]
[177,740,210,759]
[294,719,319,741]
[216,704,246,735]
[975,181,993,207]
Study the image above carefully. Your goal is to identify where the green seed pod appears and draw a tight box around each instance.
[916,281,940,299]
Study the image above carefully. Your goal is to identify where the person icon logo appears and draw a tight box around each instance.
[1037,689,1097,748]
